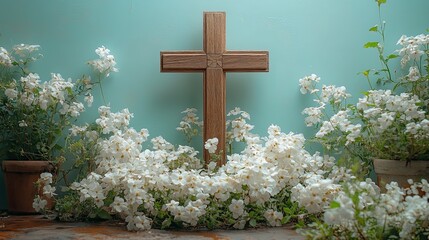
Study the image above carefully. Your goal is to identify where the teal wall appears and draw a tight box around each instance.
[0,0,428,210]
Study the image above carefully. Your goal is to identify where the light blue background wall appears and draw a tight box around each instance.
[0,0,428,209]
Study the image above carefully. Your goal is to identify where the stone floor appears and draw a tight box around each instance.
[0,215,305,240]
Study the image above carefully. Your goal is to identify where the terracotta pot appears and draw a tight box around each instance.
[373,158,429,192]
[2,160,53,214]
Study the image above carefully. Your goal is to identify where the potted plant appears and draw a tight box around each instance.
[299,1,429,190]
[0,44,117,213]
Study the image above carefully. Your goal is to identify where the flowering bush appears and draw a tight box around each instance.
[35,106,353,230]
[35,107,428,238]
[301,179,429,239]
[299,2,429,170]
[296,1,429,238]
[0,44,117,161]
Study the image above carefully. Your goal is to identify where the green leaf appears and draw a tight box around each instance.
[377,0,386,6]
[364,42,379,48]
[249,219,257,227]
[330,201,341,209]
[161,218,172,229]
[351,192,360,206]
[387,54,399,60]
[369,25,378,32]
[283,207,292,214]
[97,209,112,220]
[282,215,292,224]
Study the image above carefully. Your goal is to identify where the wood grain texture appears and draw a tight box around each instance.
[160,51,206,72]
[204,68,226,165]
[204,12,225,54]
[223,51,269,71]
[160,12,269,166]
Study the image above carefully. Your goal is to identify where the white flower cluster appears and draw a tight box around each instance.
[0,44,42,67]
[299,74,320,94]
[88,46,118,77]
[0,47,12,66]
[396,34,429,67]
[176,108,202,142]
[32,172,55,212]
[13,44,40,58]
[300,74,361,145]
[177,107,255,148]
[357,90,429,139]
[4,72,87,117]
[226,107,254,144]
[49,107,351,231]
[323,179,429,239]
[2,46,117,125]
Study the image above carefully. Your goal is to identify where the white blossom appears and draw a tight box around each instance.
[204,138,218,154]
[88,46,118,77]
[299,74,320,94]
[32,196,47,212]
[0,47,12,66]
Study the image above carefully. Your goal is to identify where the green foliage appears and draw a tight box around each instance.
[364,41,379,48]
[0,46,100,161]
[377,0,386,6]
[55,193,99,222]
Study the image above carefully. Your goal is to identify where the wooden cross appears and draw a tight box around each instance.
[160,12,269,166]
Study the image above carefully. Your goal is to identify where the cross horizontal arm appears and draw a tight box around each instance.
[222,51,269,72]
[160,51,207,72]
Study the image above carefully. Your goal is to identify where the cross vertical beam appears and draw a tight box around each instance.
[160,12,269,166]
[203,12,226,165]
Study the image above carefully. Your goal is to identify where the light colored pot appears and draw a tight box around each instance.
[2,160,53,214]
[373,158,429,192]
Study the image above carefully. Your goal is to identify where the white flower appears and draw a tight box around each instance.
[204,138,218,154]
[88,46,118,77]
[13,44,40,57]
[229,199,245,219]
[4,88,17,100]
[207,161,217,172]
[20,73,40,91]
[151,136,174,151]
[315,121,334,138]
[40,172,53,184]
[111,197,128,213]
[84,94,94,107]
[32,195,47,212]
[126,213,152,231]
[0,47,12,66]
[320,85,350,103]
[406,66,420,82]
[18,120,28,127]
[396,34,428,67]
[233,219,247,229]
[68,102,85,117]
[43,185,57,197]
[264,209,283,227]
[299,74,320,94]
[323,194,355,225]
[302,105,324,126]
[267,124,281,137]
[69,125,88,136]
